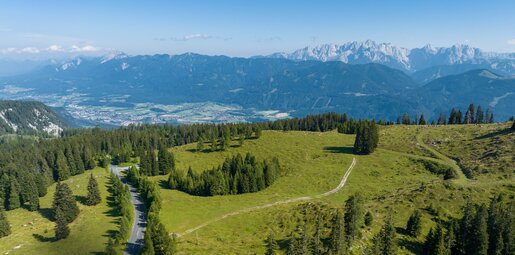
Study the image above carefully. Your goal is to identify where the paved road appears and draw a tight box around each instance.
[177,157,356,237]
[110,165,147,255]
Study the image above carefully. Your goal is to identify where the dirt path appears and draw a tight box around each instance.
[176,157,356,237]
[415,130,468,182]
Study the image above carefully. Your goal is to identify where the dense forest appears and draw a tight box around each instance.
[167,153,281,196]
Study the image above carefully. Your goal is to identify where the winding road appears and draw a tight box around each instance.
[110,165,147,255]
[176,157,356,237]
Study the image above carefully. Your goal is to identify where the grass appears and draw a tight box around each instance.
[0,167,118,255]
[154,125,514,254]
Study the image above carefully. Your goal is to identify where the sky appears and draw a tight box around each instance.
[1,0,514,59]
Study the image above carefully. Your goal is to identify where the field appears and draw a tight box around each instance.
[0,167,118,255]
[155,123,514,254]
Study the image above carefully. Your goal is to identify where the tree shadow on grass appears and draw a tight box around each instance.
[474,128,511,140]
[75,195,88,205]
[158,179,168,189]
[37,207,54,221]
[32,233,56,243]
[323,146,354,154]
[398,238,423,254]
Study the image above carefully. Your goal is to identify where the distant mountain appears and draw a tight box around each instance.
[1,53,513,123]
[265,40,515,76]
[0,100,67,136]
[414,69,515,119]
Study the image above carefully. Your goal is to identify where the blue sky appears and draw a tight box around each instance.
[1,0,514,58]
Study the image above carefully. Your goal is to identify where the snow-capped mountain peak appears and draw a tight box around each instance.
[100,51,128,64]
[265,40,514,72]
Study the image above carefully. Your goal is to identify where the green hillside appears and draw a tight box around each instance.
[153,123,513,254]
[0,167,117,255]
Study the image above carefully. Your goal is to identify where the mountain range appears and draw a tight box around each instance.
[0,100,66,136]
[265,40,515,81]
[0,40,513,125]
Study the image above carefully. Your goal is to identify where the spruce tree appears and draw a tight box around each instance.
[344,194,364,242]
[402,113,410,125]
[141,229,155,255]
[370,214,397,255]
[55,151,71,181]
[286,233,297,255]
[406,210,423,237]
[86,174,101,206]
[419,114,427,125]
[196,138,204,152]
[330,209,344,254]
[105,237,120,255]
[54,208,70,240]
[7,179,20,210]
[469,205,489,255]
[264,231,278,255]
[0,207,11,238]
[476,105,484,124]
[312,214,324,255]
[52,183,79,223]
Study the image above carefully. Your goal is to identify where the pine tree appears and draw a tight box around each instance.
[370,214,397,255]
[465,103,475,124]
[141,229,155,255]
[406,210,423,237]
[344,194,364,242]
[52,183,79,223]
[54,208,70,240]
[196,138,204,152]
[353,121,378,155]
[476,105,484,124]
[330,209,344,254]
[419,114,427,125]
[7,179,20,210]
[158,147,174,175]
[286,233,297,255]
[0,207,11,238]
[86,174,101,206]
[402,113,410,125]
[264,231,278,255]
[312,214,324,255]
[469,205,489,255]
[105,237,120,255]
[55,151,71,181]
[210,137,217,152]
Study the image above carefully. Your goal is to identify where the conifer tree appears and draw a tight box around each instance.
[286,233,297,255]
[438,113,447,125]
[465,103,475,124]
[210,137,217,152]
[86,174,101,206]
[312,214,324,255]
[476,105,484,124]
[196,138,204,152]
[7,179,20,210]
[105,237,120,255]
[0,207,11,238]
[141,229,155,255]
[370,214,396,255]
[419,115,427,125]
[406,210,423,237]
[344,194,364,242]
[52,183,79,223]
[55,151,71,181]
[330,209,344,254]
[264,231,278,255]
[469,205,489,255]
[402,113,410,125]
[54,208,70,240]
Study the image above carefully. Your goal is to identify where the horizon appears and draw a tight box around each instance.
[1,0,515,60]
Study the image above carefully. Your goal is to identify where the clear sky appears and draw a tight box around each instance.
[1,0,514,58]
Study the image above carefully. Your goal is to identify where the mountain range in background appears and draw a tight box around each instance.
[0,40,513,126]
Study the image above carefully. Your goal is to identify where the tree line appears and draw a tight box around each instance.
[105,172,133,254]
[397,103,495,125]
[167,153,280,196]
[423,195,512,255]
[126,166,176,255]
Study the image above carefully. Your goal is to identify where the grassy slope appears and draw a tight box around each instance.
[157,124,513,254]
[0,167,117,255]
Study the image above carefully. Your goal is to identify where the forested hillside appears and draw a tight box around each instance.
[0,100,66,136]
